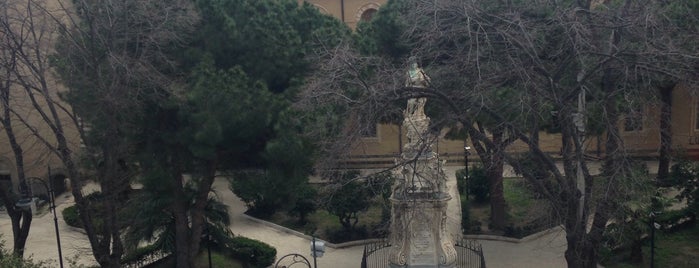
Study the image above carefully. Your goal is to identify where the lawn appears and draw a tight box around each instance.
[267,178,549,240]
[468,178,551,236]
[266,199,388,243]
[603,224,699,268]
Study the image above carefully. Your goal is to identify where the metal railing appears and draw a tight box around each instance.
[361,239,391,268]
[455,238,486,268]
[361,238,485,268]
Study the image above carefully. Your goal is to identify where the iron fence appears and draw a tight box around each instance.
[455,238,486,268]
[361,238,485,268]
[361,239,391,268]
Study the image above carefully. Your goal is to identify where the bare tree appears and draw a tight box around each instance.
[301,0,698,267]
[0,7,32,254]
[0,0,196,266]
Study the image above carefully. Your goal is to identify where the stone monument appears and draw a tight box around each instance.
[388,58,456,268]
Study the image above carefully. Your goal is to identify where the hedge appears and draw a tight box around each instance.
[224,236,276,268]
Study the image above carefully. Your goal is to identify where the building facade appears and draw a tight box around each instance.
[303,1,698,168]
[302,0,386,29]
[0,0,77,195]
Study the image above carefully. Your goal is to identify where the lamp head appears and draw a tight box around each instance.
[15,198,32,211]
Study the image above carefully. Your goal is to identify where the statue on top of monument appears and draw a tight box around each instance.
[406,57,430,88]
[405,57,430,118]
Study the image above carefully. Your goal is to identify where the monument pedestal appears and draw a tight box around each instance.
[389,195,456,268]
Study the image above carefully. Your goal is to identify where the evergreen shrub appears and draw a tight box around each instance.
[225,236,276,268]
[467,166,490,203]
[62,205,81,228]
[461,196,470,233]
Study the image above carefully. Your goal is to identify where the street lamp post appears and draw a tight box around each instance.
[16,177,64,268]
[464,146,471,198]
[311,236,325,268]
[649,212,660,268]
[464,146,471,177]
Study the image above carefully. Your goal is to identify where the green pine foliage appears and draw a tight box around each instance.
[354,0,412,60]
[187,0,351,93]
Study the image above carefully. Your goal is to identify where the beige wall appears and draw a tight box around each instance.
[344,83,699,167]
[0,0,78,191]
[302,0,386,29]
[671,83,699,158]
[302,0,697,167]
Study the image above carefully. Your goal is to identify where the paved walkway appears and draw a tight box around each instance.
[0,165,577,267]
[215,166,568,268]
[0,192,94,267]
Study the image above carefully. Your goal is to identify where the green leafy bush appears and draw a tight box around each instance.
[288,185,318,224]
[461,196,470,233]
[224,236,276,268]
[671,160,699,217]
[325,179,370,230]
[61,192,108,230]
[62,205,82,228]
[467,166,490,203]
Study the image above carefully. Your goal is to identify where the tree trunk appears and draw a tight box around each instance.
[0,189,32,257]
[49,108,120,267]
[169,160,193,268]
[187,162,218,267]
[488,128,506,231]
[565,240,599,268]
[629,238,643,264]
[0,80,32,256]
[564,215,604,268]
[657,83,674,184]
[173,199,192,268]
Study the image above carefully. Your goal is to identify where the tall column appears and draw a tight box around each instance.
[389,58,456,267]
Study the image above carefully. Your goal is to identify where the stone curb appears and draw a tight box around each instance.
[67,225,87,235]
[242,213,565,248]
[463,225,564,243]
[240,213,383,249]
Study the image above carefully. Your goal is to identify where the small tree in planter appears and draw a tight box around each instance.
[288,185,318,225]
[326,180,370,231]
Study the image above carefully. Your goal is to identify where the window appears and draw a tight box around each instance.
[624,104,643,132]
[0,174,11,194]
[0,160,11,192]
[356,3,381,24]
[359,8,377,23]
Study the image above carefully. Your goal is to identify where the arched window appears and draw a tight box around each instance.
[356,3,381,24]
[360,8,377,23]
[0,159,12,191]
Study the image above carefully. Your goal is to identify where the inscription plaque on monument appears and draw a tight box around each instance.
[409,220,436,265]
